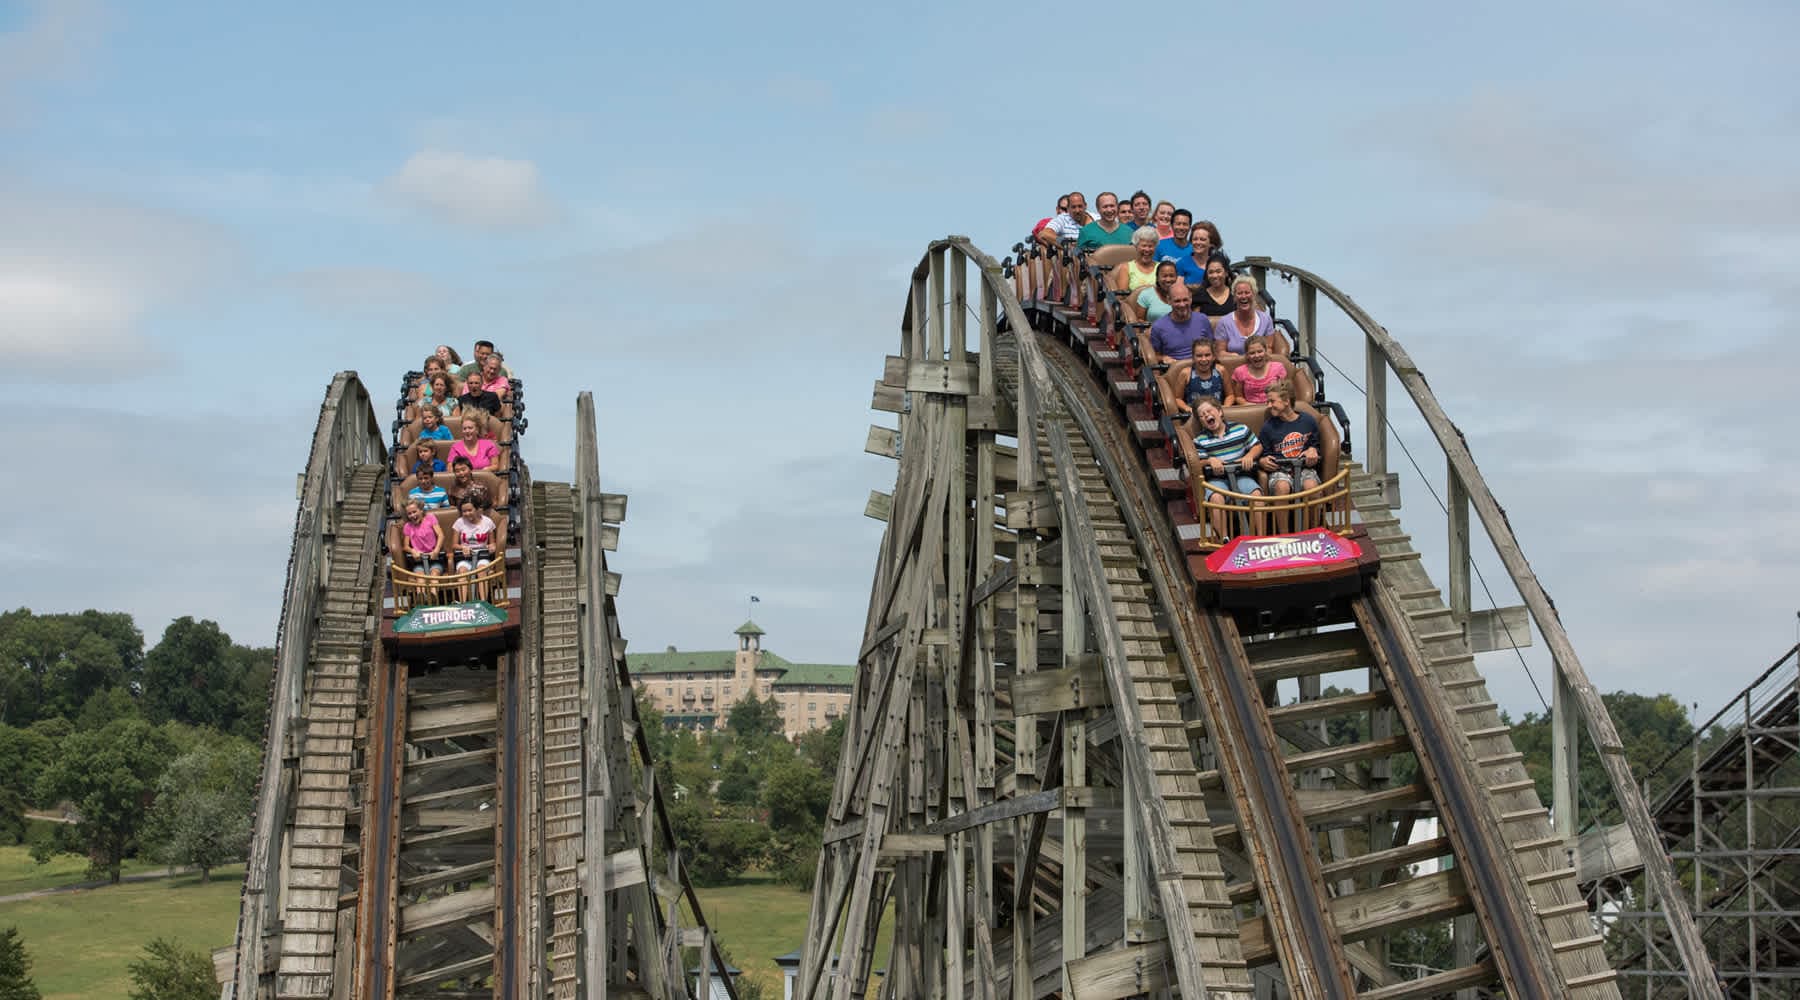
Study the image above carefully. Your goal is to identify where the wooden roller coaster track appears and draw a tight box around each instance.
[798,238,1722,1000]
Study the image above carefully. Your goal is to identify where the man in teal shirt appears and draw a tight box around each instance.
[1077,192,1133,252]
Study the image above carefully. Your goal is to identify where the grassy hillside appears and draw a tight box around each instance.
[0,863,244,1000]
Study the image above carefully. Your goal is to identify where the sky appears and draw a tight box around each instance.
[2,0,1796,722]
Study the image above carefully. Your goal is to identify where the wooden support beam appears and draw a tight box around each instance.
[1004,489,1058,530]
[967,394,1015,432]
[865,425,900,459]
[1465,605,1531,653]
[599,492,628,523]
[1359,960,1498,1000]
[1003,658,1107,717]
[872,380,905,414]
[906,360,978,395]
[865,491,893,523]
[1238,869,1471,963]
[1064,941,1170,1000]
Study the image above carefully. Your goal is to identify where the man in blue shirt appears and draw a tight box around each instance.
[1157,208,1194,265]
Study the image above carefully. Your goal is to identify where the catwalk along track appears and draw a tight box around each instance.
[226,374,733,1000]
[799,238,1724,999]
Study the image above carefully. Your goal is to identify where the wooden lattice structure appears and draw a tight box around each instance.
[799,238,1721,1000]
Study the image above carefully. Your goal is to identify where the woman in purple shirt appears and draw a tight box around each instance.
[1211,274,1277,360]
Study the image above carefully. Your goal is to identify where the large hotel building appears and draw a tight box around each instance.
[625,622,854,739]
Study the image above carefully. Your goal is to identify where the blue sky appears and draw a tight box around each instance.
[3,0,1796,721]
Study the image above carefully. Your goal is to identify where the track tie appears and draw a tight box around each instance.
[1550,934,1605,953]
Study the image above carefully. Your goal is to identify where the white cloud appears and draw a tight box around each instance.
[0,183,234,381]
[385,149,555,230]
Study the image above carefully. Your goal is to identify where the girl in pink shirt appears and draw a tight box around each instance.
[1228,335,1290,406]
[448,417,502,471]
[400,500,445,575]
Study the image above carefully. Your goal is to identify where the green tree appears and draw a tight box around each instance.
[0,927,41,1000]
[229,646,275,741]
[763,752,830,834]
[0,725,59,810]
[668,800,770,884]
[144,741,258,881]
[715,756,760,806]
[726,694,784,745]
[142,618,240,730]
[77,687,140,730]
[797,716,846,775]
[0,789,24,847]
[36,718,174,881]
[0,609,141,725]
[126,938,213,1000]
[1509,691,1693,828]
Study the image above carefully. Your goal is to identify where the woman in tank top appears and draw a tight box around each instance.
[1134,261,1182,324]
[1113,227,1164,320]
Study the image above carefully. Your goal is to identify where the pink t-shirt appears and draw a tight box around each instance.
[1231,360,1289,404]
[449,438,500,470]
[401,517,441,554]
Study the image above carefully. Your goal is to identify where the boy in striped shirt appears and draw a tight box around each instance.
[1182,397,1262,542]
[408,467,450,510]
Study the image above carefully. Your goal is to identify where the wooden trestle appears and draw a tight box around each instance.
[799,238,1646,999]
[232,378,735,1000]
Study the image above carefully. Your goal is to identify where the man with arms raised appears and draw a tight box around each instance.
[1077,192,1133,252]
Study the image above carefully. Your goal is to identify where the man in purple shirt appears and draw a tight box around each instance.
[1143,287,1212,367]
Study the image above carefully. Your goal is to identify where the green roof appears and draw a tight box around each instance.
[734,620,766,636]
[627,649,736,676]
[625,646,853,688]
[773,662,856,688]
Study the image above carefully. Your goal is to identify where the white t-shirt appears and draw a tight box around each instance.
[454,514,496,550]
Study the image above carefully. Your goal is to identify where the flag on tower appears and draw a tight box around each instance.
[750,595,761,603]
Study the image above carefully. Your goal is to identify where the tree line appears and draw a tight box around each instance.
[0,608,270,881]
[0,608,274,999]
[639,694,843,889]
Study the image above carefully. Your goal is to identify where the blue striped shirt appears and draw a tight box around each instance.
[1192,421,1254,464]
[409,485,450,510]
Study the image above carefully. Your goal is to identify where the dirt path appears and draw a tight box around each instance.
[0,866,207,905]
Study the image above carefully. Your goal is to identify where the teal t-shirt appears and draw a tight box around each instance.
[1077,220,1133,252]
